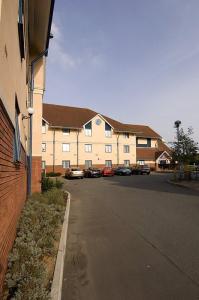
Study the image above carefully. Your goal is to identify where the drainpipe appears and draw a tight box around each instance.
[53,128,55,172]
[117,134,119,166]
[28,49,49,195]
[76,130,79,167]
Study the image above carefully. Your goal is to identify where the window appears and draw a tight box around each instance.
[42,143,46,152]
[123,133,129,139]
[105,122,112,137]
[105,160,112,167]
[124,145,130,153]
[62,143,70,152]
[42,120,46,134]
[138,160,145,165]
[62,160,70,169]
[124,160,130,167]
[136,138,151,148]
[85,160,92,168]
[42,161,46,169]
[14,101,21,162]
[105,145,112,153]
[85,144,92,152]
[18,0,25,59]
[84,121,92,136]
[62,128,70,135]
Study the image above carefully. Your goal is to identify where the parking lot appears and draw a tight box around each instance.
[62,173,199,300]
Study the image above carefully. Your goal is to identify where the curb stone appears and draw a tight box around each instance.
[167,179,198,190]
[51,191,71,300]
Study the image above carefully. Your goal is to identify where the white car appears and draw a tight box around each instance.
[65,168,84,179]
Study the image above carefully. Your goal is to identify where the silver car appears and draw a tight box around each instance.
[65,168,84,179]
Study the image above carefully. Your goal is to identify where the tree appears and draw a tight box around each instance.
[172,123,198,165]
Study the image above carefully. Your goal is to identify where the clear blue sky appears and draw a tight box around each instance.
[44,0,199,143]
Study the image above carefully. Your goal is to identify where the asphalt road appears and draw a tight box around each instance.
[62,174,199,300]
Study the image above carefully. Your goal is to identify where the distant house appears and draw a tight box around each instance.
[0,0,54,292]
[41,103,171,172]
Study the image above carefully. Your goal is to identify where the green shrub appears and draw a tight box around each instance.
[5,189,66,299]
[41,176,54,193]
[46,172,62,177]
[54,178,64,189]
[41,176,64,193]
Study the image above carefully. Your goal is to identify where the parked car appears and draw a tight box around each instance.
[84,168,102,178]
[114,167,132,176]
[102,167,114,177]
[132,165,151,175]
[65,168,84,179]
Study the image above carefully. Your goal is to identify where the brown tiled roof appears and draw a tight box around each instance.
[43,103,138,132]
[43,103,96,128]
[157,140,172,154]
[125,124,161,138]
[136,148,157,160]
[137,141,172,161]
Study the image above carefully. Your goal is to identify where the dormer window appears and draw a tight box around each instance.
[123,133,129,139]
[105,122,112,137]
[42,120,46,134]
[62,128,70,135]
[85,122,92,136]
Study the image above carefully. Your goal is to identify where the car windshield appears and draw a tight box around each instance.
[71,168,80,171]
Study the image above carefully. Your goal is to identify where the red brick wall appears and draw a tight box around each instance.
[32,156,42,193]
[0,101,27,294]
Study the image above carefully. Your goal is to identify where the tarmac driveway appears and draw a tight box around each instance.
[62,174,199,300]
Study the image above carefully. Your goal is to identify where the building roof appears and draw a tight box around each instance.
[43,103,138,133]
[125,124,161,139]
[43,103,162,138]
[136,148,157,160]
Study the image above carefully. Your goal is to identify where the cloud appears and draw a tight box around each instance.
[49,21,106,72]
[49,22,78,70]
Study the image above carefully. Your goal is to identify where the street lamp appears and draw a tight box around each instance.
[174,120,181,170]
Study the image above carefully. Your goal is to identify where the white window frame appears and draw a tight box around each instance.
[62,128,70,136]
[42,125,46,134]
[124,160,130,167]
[42,143,46,152]
[42,160,46,169]
[85,144,92,152]
[62,143,70,152]
[62,160,70,169]
[138,160,145,165]
[105,130,112,137]
[124,145,130,153]
[105,145,112,153]
[105,160,112,167]
[85,160,92,168]
[85,128,92,136]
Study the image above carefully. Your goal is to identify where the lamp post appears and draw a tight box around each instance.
[174,120,181,170]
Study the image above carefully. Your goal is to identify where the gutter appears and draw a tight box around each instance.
[45,0,55,53]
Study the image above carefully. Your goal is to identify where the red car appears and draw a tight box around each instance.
[102,167,114,177]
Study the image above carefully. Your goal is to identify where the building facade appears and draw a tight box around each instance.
[42,103,171,173]
[0,0,54,292]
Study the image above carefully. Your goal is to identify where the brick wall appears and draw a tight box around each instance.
[32,156,42,193]
[0,101,27,294]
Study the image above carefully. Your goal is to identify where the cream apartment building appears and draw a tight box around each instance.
[42,103,171,172]
[0,0,54,292]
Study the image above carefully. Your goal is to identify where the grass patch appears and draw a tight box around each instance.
[3,188,66,300]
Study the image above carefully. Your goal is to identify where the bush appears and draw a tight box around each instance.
[4,189,66,299]
[46,172,62,177]
[41,176,54,193]
[41,176,63,193]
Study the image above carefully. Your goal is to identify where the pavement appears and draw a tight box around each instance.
[62,173,199,300]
